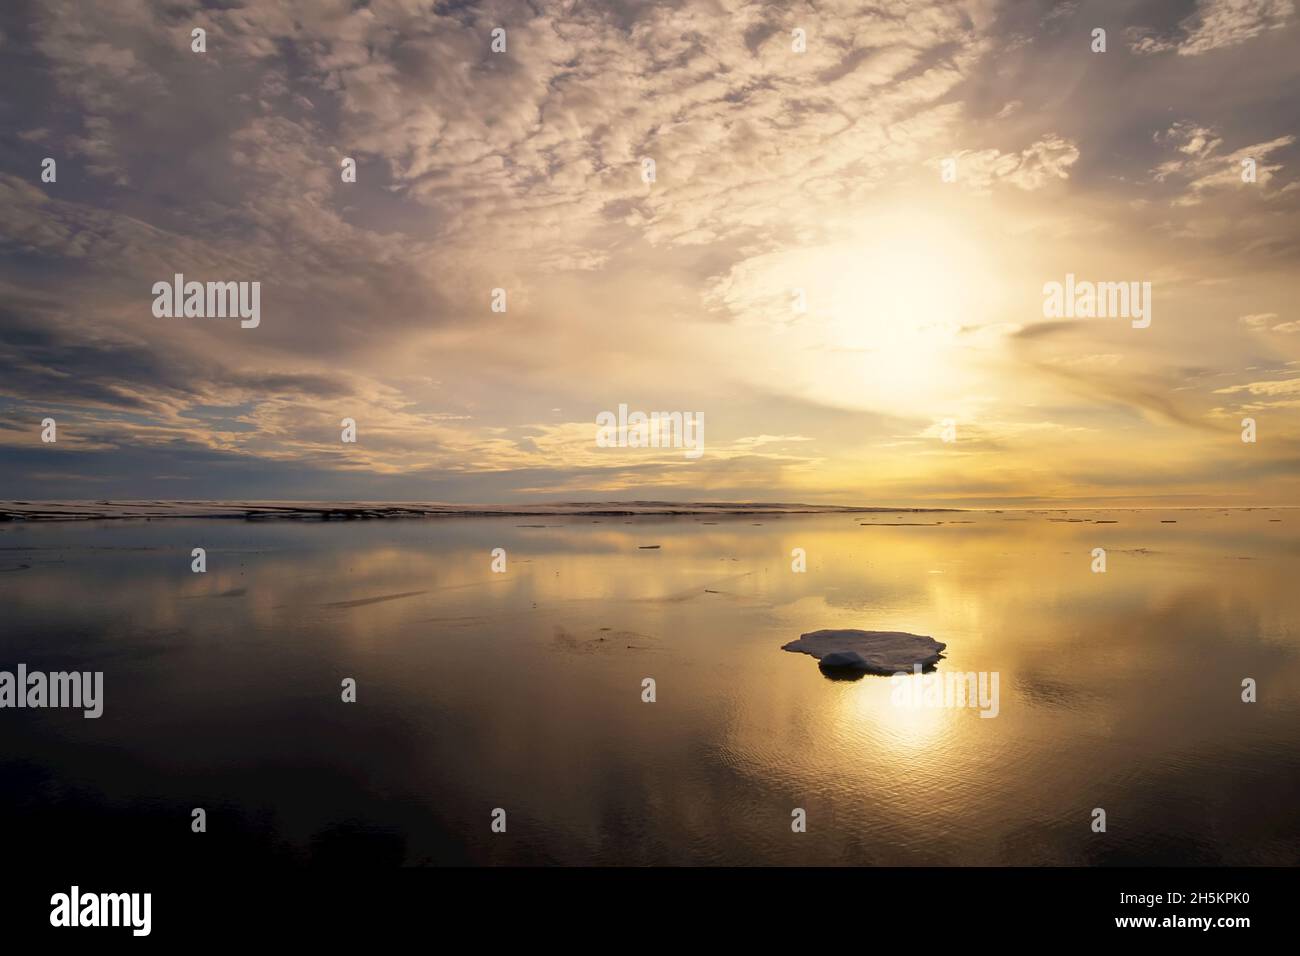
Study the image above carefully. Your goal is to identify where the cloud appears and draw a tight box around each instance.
[1151,122,1295,205]
[1130,0,1295,56]
[1,0,1298,505]
[940,134,1080,193]
[1238,312,1300,333]
[1214,377,1300,397]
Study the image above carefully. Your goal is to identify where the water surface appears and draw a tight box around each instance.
[1,510,1297,865]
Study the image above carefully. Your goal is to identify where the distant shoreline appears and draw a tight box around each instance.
[0,501,1293,522]
[0,501,957,522]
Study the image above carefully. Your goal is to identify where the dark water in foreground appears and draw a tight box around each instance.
[1,510,1298,866]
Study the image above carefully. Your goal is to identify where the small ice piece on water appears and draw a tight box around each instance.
[782,629,946,675]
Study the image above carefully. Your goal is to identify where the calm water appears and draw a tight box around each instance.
[1,510,1298,866]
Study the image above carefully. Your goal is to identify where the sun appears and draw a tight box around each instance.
[703,203,1009,423]
[789,208,1003,414]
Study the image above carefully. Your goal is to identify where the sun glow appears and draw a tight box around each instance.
[814,211,1001,406]
[714,206,1007,418]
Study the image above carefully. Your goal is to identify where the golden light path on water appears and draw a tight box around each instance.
[1,508,1297,864]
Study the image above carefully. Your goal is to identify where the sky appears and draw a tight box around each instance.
[1,0,1298,506]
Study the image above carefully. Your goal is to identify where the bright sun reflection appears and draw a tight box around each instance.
[847,676,952,754]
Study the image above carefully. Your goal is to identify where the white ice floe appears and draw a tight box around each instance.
[781,629,945,674]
